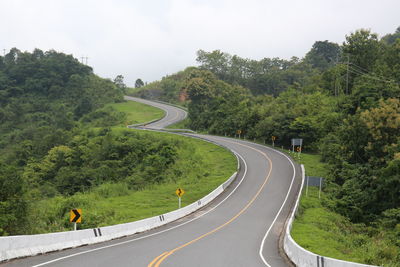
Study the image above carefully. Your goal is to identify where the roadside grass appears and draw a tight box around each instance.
[30,129,237,233]
[290,152,329,178]
[107,101,165,126]
[289,152,400,267]
[292,187,399,266]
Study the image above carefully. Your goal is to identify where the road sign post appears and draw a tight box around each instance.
[306,176,309,197]
[272,136,276,147]
[291,138,303,154]
[175,188,185,209]
[296,146,301,159]
[319,177,322,199]
[237,130,242,139]
[305,176,325,199]
[70,209,82,231]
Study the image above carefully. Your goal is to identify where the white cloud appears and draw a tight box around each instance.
[0,0,399,86]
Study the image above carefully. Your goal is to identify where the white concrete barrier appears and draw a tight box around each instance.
[283,165,378,267]
[0,99,240,263]
[0,171,238,262]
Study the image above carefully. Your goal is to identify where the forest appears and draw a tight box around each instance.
[1,26,399,264]
[133,27,400,261]
[0,49,184,235]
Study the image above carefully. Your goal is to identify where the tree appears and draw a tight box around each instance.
[305,40,341,70]
[0,162,27,235]
[135,78,144,88]
[342,29,381,72]
[359,98,400,166]
[381,26,400,45]
[196,49,231,81]
[113,75,126,92]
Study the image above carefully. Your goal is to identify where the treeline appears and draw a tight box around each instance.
[24,129,178,197]
[0,49,182,235]
[0,48,121,234]
[132,27,400,244]
[189,28,400,227]
[132,67,196,105]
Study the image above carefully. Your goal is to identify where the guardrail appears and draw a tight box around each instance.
[283,165,378,267]
[0,169,239,262]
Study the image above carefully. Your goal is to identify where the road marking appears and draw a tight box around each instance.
[32,99,295,267]
[205,137,297,267]
[163,109,180,127]
[148,139,275,267]
[128,99,297,266]
[257,145,296,266]
[126,97,187,129]
[32,151,247,267]
[147,252,168,267]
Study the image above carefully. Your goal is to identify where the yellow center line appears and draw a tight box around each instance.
[148,139,273,267]
[167,110,180,125]
[147,251,168,266]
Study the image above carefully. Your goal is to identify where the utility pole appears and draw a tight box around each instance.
[334,54,339,97]
[346,54,349,95]
[80,56,84,64]
[85,56,88,65]
[334,67,339,97]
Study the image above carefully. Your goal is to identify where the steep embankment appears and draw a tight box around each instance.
[0,49,235,236]
[27,100,236,234]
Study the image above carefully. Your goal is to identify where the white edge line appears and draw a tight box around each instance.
[128,99,297,266]
[126,97,170,128]
[255,144,297,266]
[32,151,248,267]
[194,136,297,267]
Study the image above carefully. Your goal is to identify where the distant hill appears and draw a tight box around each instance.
[0,48,124,235]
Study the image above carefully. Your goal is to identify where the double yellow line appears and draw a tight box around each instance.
[148,140,273,267]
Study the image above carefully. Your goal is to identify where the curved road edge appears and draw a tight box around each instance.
[283,165,378,267]
[0,97,238,263]
[2,97,303,267]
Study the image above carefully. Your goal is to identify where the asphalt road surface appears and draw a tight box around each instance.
[3,97,301,267]
[124,96,187,129]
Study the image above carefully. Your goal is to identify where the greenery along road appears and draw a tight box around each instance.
[2,26,399,266]
[0,49,236,236]
[131,27,400,266]
[106,101,165,126]
[291,152,400,267]
[29,127,236,233]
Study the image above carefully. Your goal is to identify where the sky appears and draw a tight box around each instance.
[1,0,399,86]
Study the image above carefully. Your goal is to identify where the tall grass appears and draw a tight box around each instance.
[291,153,400,266]
[28,129,236,233]
[107,101,165,125]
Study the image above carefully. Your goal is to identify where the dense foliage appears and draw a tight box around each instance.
[132,67,196,105]
[24,129,178,198]
[27,130,236,234]
[0,48,127,235]
[132,27,400,261]
[0,48,235,236]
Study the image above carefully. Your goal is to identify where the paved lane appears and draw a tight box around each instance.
[124,96,187,129]
[3,98,301,267]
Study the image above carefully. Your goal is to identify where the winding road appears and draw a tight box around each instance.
[3,97,302,267]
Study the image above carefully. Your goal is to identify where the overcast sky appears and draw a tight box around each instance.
[1,0,399,86]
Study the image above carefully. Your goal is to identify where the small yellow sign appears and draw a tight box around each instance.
[296,146,302,152]
[70,209,82,223]
[237,130,242,135]
[175,188,185,197]
[272,136,276,141]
